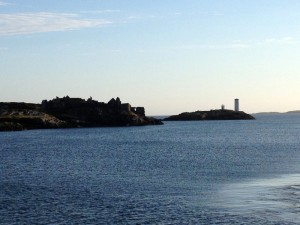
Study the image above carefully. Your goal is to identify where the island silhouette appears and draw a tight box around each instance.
[164,109,255,121]
[0,96,256,131]
[0,96,162,131]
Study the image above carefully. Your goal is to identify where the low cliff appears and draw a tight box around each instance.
[164,109,255,121]
[0,97,163,131]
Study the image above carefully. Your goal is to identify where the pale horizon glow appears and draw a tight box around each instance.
[1,0,300,115]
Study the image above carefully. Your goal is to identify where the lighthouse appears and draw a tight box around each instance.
[234,99,239,112]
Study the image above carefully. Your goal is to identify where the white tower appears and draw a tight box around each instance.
[234,99,239,111]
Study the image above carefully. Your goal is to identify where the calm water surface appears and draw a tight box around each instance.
[1,115,300,224]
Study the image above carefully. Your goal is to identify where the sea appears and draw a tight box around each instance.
[1,114,300,225]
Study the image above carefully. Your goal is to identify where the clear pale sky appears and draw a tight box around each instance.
[1,0,300,115]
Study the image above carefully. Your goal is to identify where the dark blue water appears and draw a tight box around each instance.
[1,115,300,224]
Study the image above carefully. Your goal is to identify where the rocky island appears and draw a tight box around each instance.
[0,96,163,131]
[164,109,255,121]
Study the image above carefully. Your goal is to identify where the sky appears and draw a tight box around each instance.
[1,0,300,115]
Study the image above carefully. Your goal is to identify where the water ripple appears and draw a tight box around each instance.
[215,174,300,224]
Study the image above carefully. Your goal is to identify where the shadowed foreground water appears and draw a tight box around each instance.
[1,115,300,224]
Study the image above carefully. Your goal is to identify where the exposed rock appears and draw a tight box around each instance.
[164,109,255,121]
[0,122,23,131]
[135,107,145,116]
[0,106,69,131]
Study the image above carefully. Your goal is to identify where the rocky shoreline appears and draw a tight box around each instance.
[164,109,255,121]
[0,97,163,131]
[0,98,256,132]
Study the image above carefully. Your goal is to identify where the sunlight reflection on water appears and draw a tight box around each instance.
[217,174,300,223]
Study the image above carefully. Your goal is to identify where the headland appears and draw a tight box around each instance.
[0,96,163,131]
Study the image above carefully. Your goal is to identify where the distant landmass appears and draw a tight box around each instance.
[164,109,255,121]
[253,110,300,115]
[0,96,163,131]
